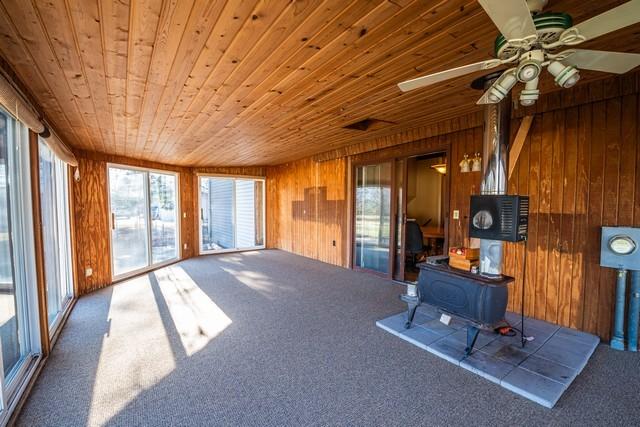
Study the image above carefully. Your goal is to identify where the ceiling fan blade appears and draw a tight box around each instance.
[398,60,499,92]
[478,0,537,41]
[573,0,640,41]
[563,49,640,74]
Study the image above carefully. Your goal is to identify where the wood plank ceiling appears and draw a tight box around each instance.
[0,0,638,166]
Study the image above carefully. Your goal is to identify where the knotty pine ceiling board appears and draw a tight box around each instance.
[0,0,638,166]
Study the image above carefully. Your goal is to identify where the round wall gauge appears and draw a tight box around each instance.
[608,235,637,255]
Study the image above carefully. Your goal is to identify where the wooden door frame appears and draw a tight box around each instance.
[392,158,408,282]
[350,158,396,278]
[348,144,451,280]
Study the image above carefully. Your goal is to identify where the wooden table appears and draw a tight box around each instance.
[420,225,445,256]
[420,225,444,239]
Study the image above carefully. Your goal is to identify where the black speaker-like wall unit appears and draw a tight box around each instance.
[469,195,529,242]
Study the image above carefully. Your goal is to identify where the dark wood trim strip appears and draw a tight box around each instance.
[28,130,50,357]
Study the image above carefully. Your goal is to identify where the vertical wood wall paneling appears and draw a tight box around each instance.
[559,106,578,328]
[28,131,50,355]
[266,158,348,268]
[180,169,195,258]
[267,89,640,340]
[72,156,111,294]
[598,96,622,338]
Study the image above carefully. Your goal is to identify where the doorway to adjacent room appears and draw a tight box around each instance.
[351,150,448,282]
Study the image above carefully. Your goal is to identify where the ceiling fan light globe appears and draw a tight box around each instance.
[562,72,580,88]
[520,87,539,106]
[547,60,580,88]
[487,71,518,103]
[516,61,542,82]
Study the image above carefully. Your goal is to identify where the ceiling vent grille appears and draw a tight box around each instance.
[343,118,395,131]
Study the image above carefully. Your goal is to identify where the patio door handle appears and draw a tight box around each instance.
[111,212,116,230]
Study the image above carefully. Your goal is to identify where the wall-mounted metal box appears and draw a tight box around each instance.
[469,195,529,242]
[600,227,640,270]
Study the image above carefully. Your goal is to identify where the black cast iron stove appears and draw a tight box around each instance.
[405,260,514,354]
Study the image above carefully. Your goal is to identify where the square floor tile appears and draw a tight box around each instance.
[401,326,442,350]
[497,333,540,353]
[376,313,408,333]
[426,335,469,365]
[554,327,601,347]
[522,317,561,334]
[416,304,440,319]
[410,311,435,326]
[534,335,598,370]
[418,318,459,336]
[501,367,566,408]
[449,328,499,351]
[482,340,531,365]
[519,354,578,385]
[460,350,516,384]
[504,312,523,327]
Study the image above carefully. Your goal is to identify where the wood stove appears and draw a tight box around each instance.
[405,259,514,354]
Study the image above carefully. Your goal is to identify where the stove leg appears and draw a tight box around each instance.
[405,303,418,329]
[465,326,480,355]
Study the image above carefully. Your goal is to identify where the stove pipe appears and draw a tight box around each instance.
[478,77,511,276]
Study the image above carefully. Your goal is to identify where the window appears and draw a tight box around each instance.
[199,176,265,253]
[39,140,74,333]
[108,165,179,279]
[0,106,41,420]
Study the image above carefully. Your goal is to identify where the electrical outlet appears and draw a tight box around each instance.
[183,212,187,218]
[453,210,460,220]
[85,267,93,277]
[183,243,188,250]
[332,240,336,247]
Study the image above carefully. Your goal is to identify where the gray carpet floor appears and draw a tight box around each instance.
[17,250,640,426]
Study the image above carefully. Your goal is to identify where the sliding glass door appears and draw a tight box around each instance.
[0,107,21,397]
[150,173,178,264]
[108,166,179,279]
[109,168,149,276]
[199,176,265,253]
[0,106,41,418]
[353,162,393,275]
[39,141,74,332]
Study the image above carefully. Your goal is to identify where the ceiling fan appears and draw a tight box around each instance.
[397,0,640,106]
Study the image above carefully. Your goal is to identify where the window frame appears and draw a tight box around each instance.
[197,174,266,255]
[38,139,74,335]
[0,105,42,425]
[107,163,181,282]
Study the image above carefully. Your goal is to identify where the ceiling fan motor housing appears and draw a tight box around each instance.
[516,50,545,82]
[495,12,573,59]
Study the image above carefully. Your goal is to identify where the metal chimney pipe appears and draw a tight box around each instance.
[478,76,511,276]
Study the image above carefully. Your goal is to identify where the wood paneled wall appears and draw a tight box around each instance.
[72,154,112,294]
[266,75,640,340]
[266,158,348,267]
[502,92,640,340]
